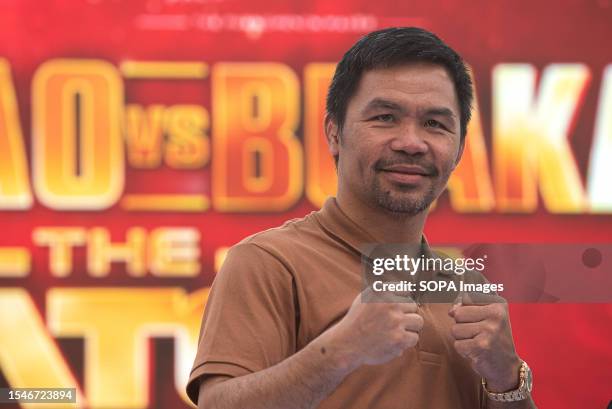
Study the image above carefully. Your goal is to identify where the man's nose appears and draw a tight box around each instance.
[389,122,428,155]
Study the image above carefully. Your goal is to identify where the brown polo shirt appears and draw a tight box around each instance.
[187,198,486,408]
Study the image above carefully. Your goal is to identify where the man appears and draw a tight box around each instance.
[187,27,536,408]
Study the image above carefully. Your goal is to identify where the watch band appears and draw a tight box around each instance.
[482,360,532,402]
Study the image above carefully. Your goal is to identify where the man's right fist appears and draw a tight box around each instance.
[327,290,424,367]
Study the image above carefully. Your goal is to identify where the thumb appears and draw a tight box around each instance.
[448,293,464,317]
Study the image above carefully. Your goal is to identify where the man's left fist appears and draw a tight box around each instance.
[449,292,522,392]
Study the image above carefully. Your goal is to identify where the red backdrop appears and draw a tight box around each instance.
[1,0,611,408]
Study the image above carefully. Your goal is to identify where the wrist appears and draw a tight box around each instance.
[315,325,362,375]
[483,360,533,402]
[484,357,522,392]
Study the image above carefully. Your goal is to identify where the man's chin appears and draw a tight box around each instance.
[374,192,434,215]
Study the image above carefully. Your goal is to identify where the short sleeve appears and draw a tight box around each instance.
[186,242,298,404]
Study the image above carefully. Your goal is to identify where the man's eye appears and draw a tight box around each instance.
[424,119,444,129]
[373,114,394,123]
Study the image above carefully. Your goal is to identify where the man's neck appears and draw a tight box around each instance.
[335,189,427,244]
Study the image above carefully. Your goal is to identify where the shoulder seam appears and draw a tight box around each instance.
[238,213,315,243]
[233,241,295,279]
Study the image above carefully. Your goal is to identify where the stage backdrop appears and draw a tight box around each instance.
[1,0,611,408]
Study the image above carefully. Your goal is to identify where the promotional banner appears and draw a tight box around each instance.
[1,0,611,408]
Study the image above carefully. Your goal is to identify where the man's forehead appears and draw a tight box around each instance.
[351,63,459,112]
[368,60,450,78]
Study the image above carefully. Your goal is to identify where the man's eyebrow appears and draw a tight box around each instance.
[361,98,406,115]
[424,107,457,120]
[361,100,457,121]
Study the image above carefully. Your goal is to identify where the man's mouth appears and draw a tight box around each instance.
[381,164,430,175]
[378,164,433,184]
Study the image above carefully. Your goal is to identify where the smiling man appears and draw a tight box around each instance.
[330,63,460,222]
[187,27,536,408]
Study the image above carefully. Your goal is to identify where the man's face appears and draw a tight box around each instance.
[328,62,463,215]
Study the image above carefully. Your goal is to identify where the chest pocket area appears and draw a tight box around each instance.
[417,303,451,365]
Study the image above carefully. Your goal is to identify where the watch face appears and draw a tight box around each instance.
[524,363,534,392]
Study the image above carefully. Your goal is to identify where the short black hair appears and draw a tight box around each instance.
[326,27,473,141]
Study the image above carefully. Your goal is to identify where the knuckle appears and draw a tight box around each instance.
[491,305,505,320]
[405,332,419,347]
[390,303,404,312]
[415,314,424,330]
[477,337,491,350]
[404,313,420,330]
[386,309,401,323]
[454,340,467,355]
[484,321,498,334]
[391,331,405,345]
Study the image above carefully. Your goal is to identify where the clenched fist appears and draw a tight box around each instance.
[325,289,424,369]
[449,292,522,392]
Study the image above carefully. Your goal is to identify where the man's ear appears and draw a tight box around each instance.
[324,114,340,157]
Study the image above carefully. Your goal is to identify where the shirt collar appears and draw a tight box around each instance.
[314,197,450,275]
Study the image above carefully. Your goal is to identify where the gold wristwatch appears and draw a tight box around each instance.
[482,360,533,402]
